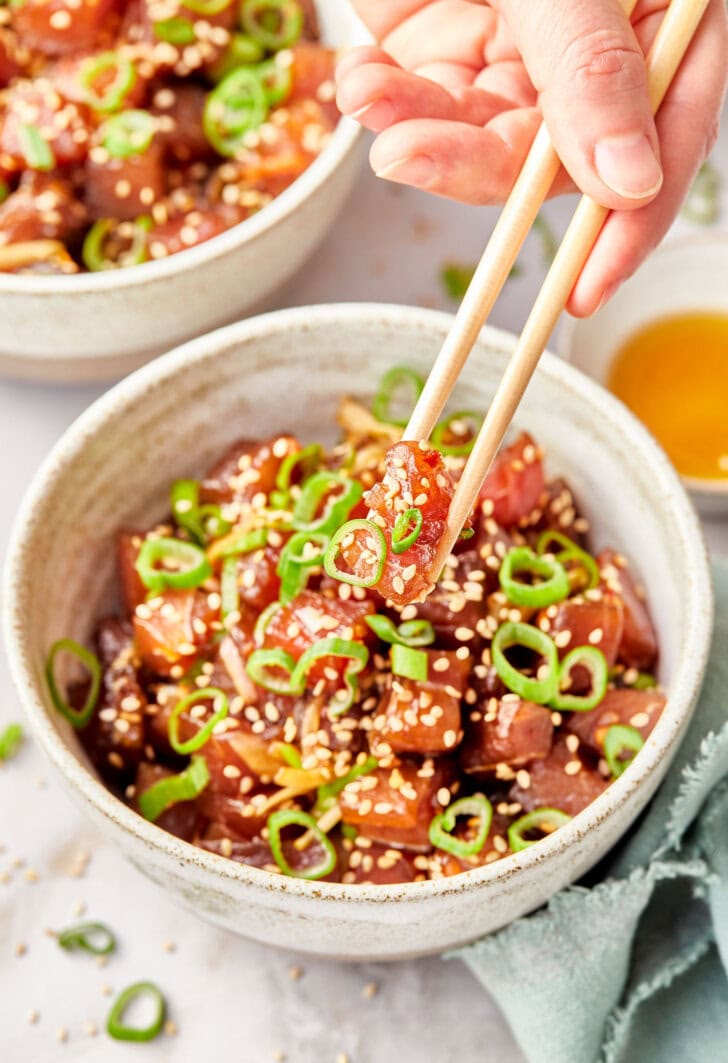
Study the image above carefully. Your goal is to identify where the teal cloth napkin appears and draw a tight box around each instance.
[452,557,728,1063]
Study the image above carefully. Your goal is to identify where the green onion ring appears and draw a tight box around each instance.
[499,546,570,609]
[276,742,302,768]
[46,639,102,730]
[138,756,210,822]
[209,33,265,82]
[491,621,559,704]
[185,0,233,13]
[536,530,600,591]
[313,754,378,815]
[0,722,23,761]
[253,600,283,646]
[135,536,212,593]
[79,51,136,113]
[390,644,428,683]
[323,518,386,588]
[203,66,268,157]
[239,0,304,50]
[551,645,608,712]
[168,687,229,755]
[256,57,293,106]
[429,794,493,858]
[270,444,322,509]
[365,615,435,648]
[277,530,329,603]
[604,724,644,778]
[391,507,423,555]
[57,921,116,956]
[220,555,239,621]
[153,16,196,44]
[292,471,363,535]
[292,638,369,717]
[632,672,658,691]
[18,124,55,171]
[171,479,232,544]
[508,808,571,852]
[245,647,297,693]
[267,808,337,880]
[431,411,483,457]
[81,216,151,272]
[371,366,424,427]
[100,109,156,159]
[106,982,166,1042]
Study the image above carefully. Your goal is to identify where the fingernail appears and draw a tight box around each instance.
[594,133,663,200]
[374,155,436,187]
[595,280,621,314]
[348,99,396,131]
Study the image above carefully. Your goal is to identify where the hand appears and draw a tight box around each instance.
[336,0,728,315]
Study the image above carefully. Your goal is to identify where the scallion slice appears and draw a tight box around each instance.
[604,724,644,778]
[313,754,378,815]
[135,536,212,593]
[270,443,322,509]
[508,808,571,852]
[82,216,151,271]
[256,57,293,106]
[535,530,600,592]
[365,615,435,648]
[79,51,136,112]
[491,622,559,704]
[209,32,265,82]
[277,530,328,603]
[499,546,570,609]
[57,921,116,956]
[138,756,210,822]
[239,0,304,50]
[171,479,232,544]
[168,687,229,755]
[101,109,156,158]
[203,66,268,157]
[552,645,608,712]
[18,124,55,171]
[294,638,369,717]
[267,808,337,880]
[323,518,386,588]
[107,982,166,1042]
[153,16,196,44]
[0,722,23,761]
[391,507,423,554]
[390,644,428,683]
[292,471,362,535]
[371,366,424,427]
[429,794,492,858]
[431,411,483,457]
[46,639,102,730]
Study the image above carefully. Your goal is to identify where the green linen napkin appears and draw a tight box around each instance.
[452,558,728,1063]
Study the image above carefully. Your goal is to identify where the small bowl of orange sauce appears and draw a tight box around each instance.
[559,235,728,516]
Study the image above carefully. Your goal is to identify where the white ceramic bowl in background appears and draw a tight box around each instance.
[0,3,367,384]
[559,234,728,517]
[3,305,713,960]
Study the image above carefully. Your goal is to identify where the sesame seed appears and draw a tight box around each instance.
[83,1022,98,1037]
[630,712,650,729]
[515,769,531,790]
[443,729,457,748]
[16,942,27,957]
[57,1026,69,1043]
[564,760,582,776]
[588,627,603,645]
[27,1010,40,1024]
[288,965,303,981]
[164,1020,178,1036]
[49,9,72,28]
[565,734,580,753]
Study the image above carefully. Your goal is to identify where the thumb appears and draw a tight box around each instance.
[494,0,663,209]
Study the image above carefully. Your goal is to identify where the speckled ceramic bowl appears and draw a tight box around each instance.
[0,4,367,384]
[3,304,713,961]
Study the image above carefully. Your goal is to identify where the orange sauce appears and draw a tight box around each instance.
[608,313,728,481]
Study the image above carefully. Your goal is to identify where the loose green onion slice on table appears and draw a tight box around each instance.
[314,755,378,814]
[292,471,362,535]
[138,756,210,822]
[257,57,294,106]
[323,518,386,588]
[101,109,157,158]
[508,808,571,852]
[491,621,559,704]
[78,51,136,112]
[391,644,428,683]
[18,124,55,171]
[604,724,644,778]
[106,981,166,1042]
[57,921,117,956]
[168,687,229,755]
[153,16,197,44]
[46,639,102,730]
[429,794,493,859]
[270,443,322,509]
[551,645,608,712]
[431,411,483,457]
[135,536,212,593]
[535,530,600,591]
[171,479,232,543]
[0,722,23,761]
[371,366,425,426]
[82,216,151,271]
[203,66,268,157]
[498,546,570,608]
[365,615,435,648]
[277,530,329,602]
[209,32,265,81]
[391,506,423,554]
[267,808,337,880]
[239,0,304,50]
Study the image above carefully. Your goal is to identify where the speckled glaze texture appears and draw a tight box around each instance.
[3,305,713,960]
[0,4,367,383]
[559,234,728,518]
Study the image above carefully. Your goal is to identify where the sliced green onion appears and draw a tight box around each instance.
[551,645,608,712]
[532,212,558,265]
[245,647,297,693]
[292,471,362,535]
[100,109,156,159]
[391,507,423,554]
[46,639,102,730]
[0,722,23,761]
[168,687,229,754]
[323,518,386,588]
[491,622,559,704]
[153,16,196,44]
[535,530,600,591]
[185,0,233,13]
[431,411,483,457]
[212,527,268,559]
[371,366,424,427]
[18,125,54,171]
[604,724,644,778]
[209,32,265,82]
[441,262,475,301]
[632,672,658,691]
[276,742,302,768]
[270,444,322,509]
[499,546,570,609]
[253,600,283,646]
[314,755,378,814]
[681,162,721,225]
[135,536,212,593]
[220,555,239,621]
[171,479,231,544]
[508,808,571,852]
[79,51,136,113]
[391,644,428,683]
[429,794,493,859]
[138,756,210,822]
[239,0,304,50]
[107,982,166,1042]
[267,808,337,880]
[365,615,435,648]
[81,216,151,271]
[57,921,116,956]
[257,57,293,106]
[459,526,475,541]
[277,530,328,603]
[293,638,369,717]
[0,179,10,206]
[203,66,268,157]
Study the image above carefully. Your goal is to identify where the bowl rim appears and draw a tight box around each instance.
[3,303,714,906]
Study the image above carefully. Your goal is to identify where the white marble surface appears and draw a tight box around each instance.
[1,118,727,1062]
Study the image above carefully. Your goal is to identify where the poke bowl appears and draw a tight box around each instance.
[0,0,366,382]
[3,303,713,960]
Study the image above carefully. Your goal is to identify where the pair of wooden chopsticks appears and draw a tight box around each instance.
[403,0,709,574]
